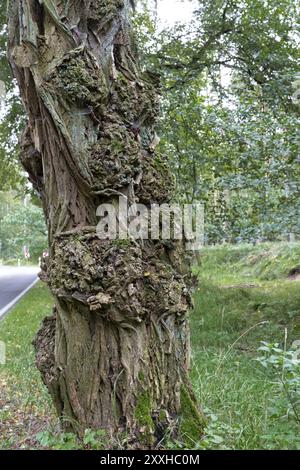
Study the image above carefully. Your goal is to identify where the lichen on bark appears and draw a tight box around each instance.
[8,0,205,447]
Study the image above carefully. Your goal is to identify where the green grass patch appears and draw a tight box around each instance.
[189,242,300,449]
[196,241,300,284]
[0,283,55,449]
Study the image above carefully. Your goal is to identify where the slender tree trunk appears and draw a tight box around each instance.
[8,0,205,446]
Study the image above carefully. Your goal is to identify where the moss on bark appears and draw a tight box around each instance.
[134,391,155,446]
[179,385,207,445]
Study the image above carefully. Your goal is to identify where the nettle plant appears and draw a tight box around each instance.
[257,341,300,426]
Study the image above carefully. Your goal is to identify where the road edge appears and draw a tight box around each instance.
[0,277,39,321]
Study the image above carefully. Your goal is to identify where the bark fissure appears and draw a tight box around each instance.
[8,0,205,446]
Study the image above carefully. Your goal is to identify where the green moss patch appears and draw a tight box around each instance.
[179,385,207,444]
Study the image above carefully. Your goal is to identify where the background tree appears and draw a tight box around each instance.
[7,0,204,445]
[139,0,300,243]
[0,196,47,261]
[160,83,300,243]
[0,0,25,191]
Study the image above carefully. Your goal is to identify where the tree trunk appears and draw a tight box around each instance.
[8,0,205,446]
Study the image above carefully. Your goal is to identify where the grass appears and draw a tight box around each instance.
[0,242,300,449]
[0,258,40,267]
[190,242,300,449]
[0,283,55,449]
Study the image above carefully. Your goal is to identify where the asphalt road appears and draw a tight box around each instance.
[0,266,40,319]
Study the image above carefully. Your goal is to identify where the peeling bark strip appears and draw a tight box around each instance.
[8,0,205,445]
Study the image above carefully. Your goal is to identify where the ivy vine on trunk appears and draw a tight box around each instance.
[7,0,205,446]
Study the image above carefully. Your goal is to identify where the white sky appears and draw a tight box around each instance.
[157,0,195,26]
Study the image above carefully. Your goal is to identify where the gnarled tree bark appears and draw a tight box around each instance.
[8,0,205,446]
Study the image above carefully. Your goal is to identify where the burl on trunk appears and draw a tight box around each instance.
[7,0,205,446]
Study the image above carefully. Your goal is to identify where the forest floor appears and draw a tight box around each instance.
[0,242,300,450]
